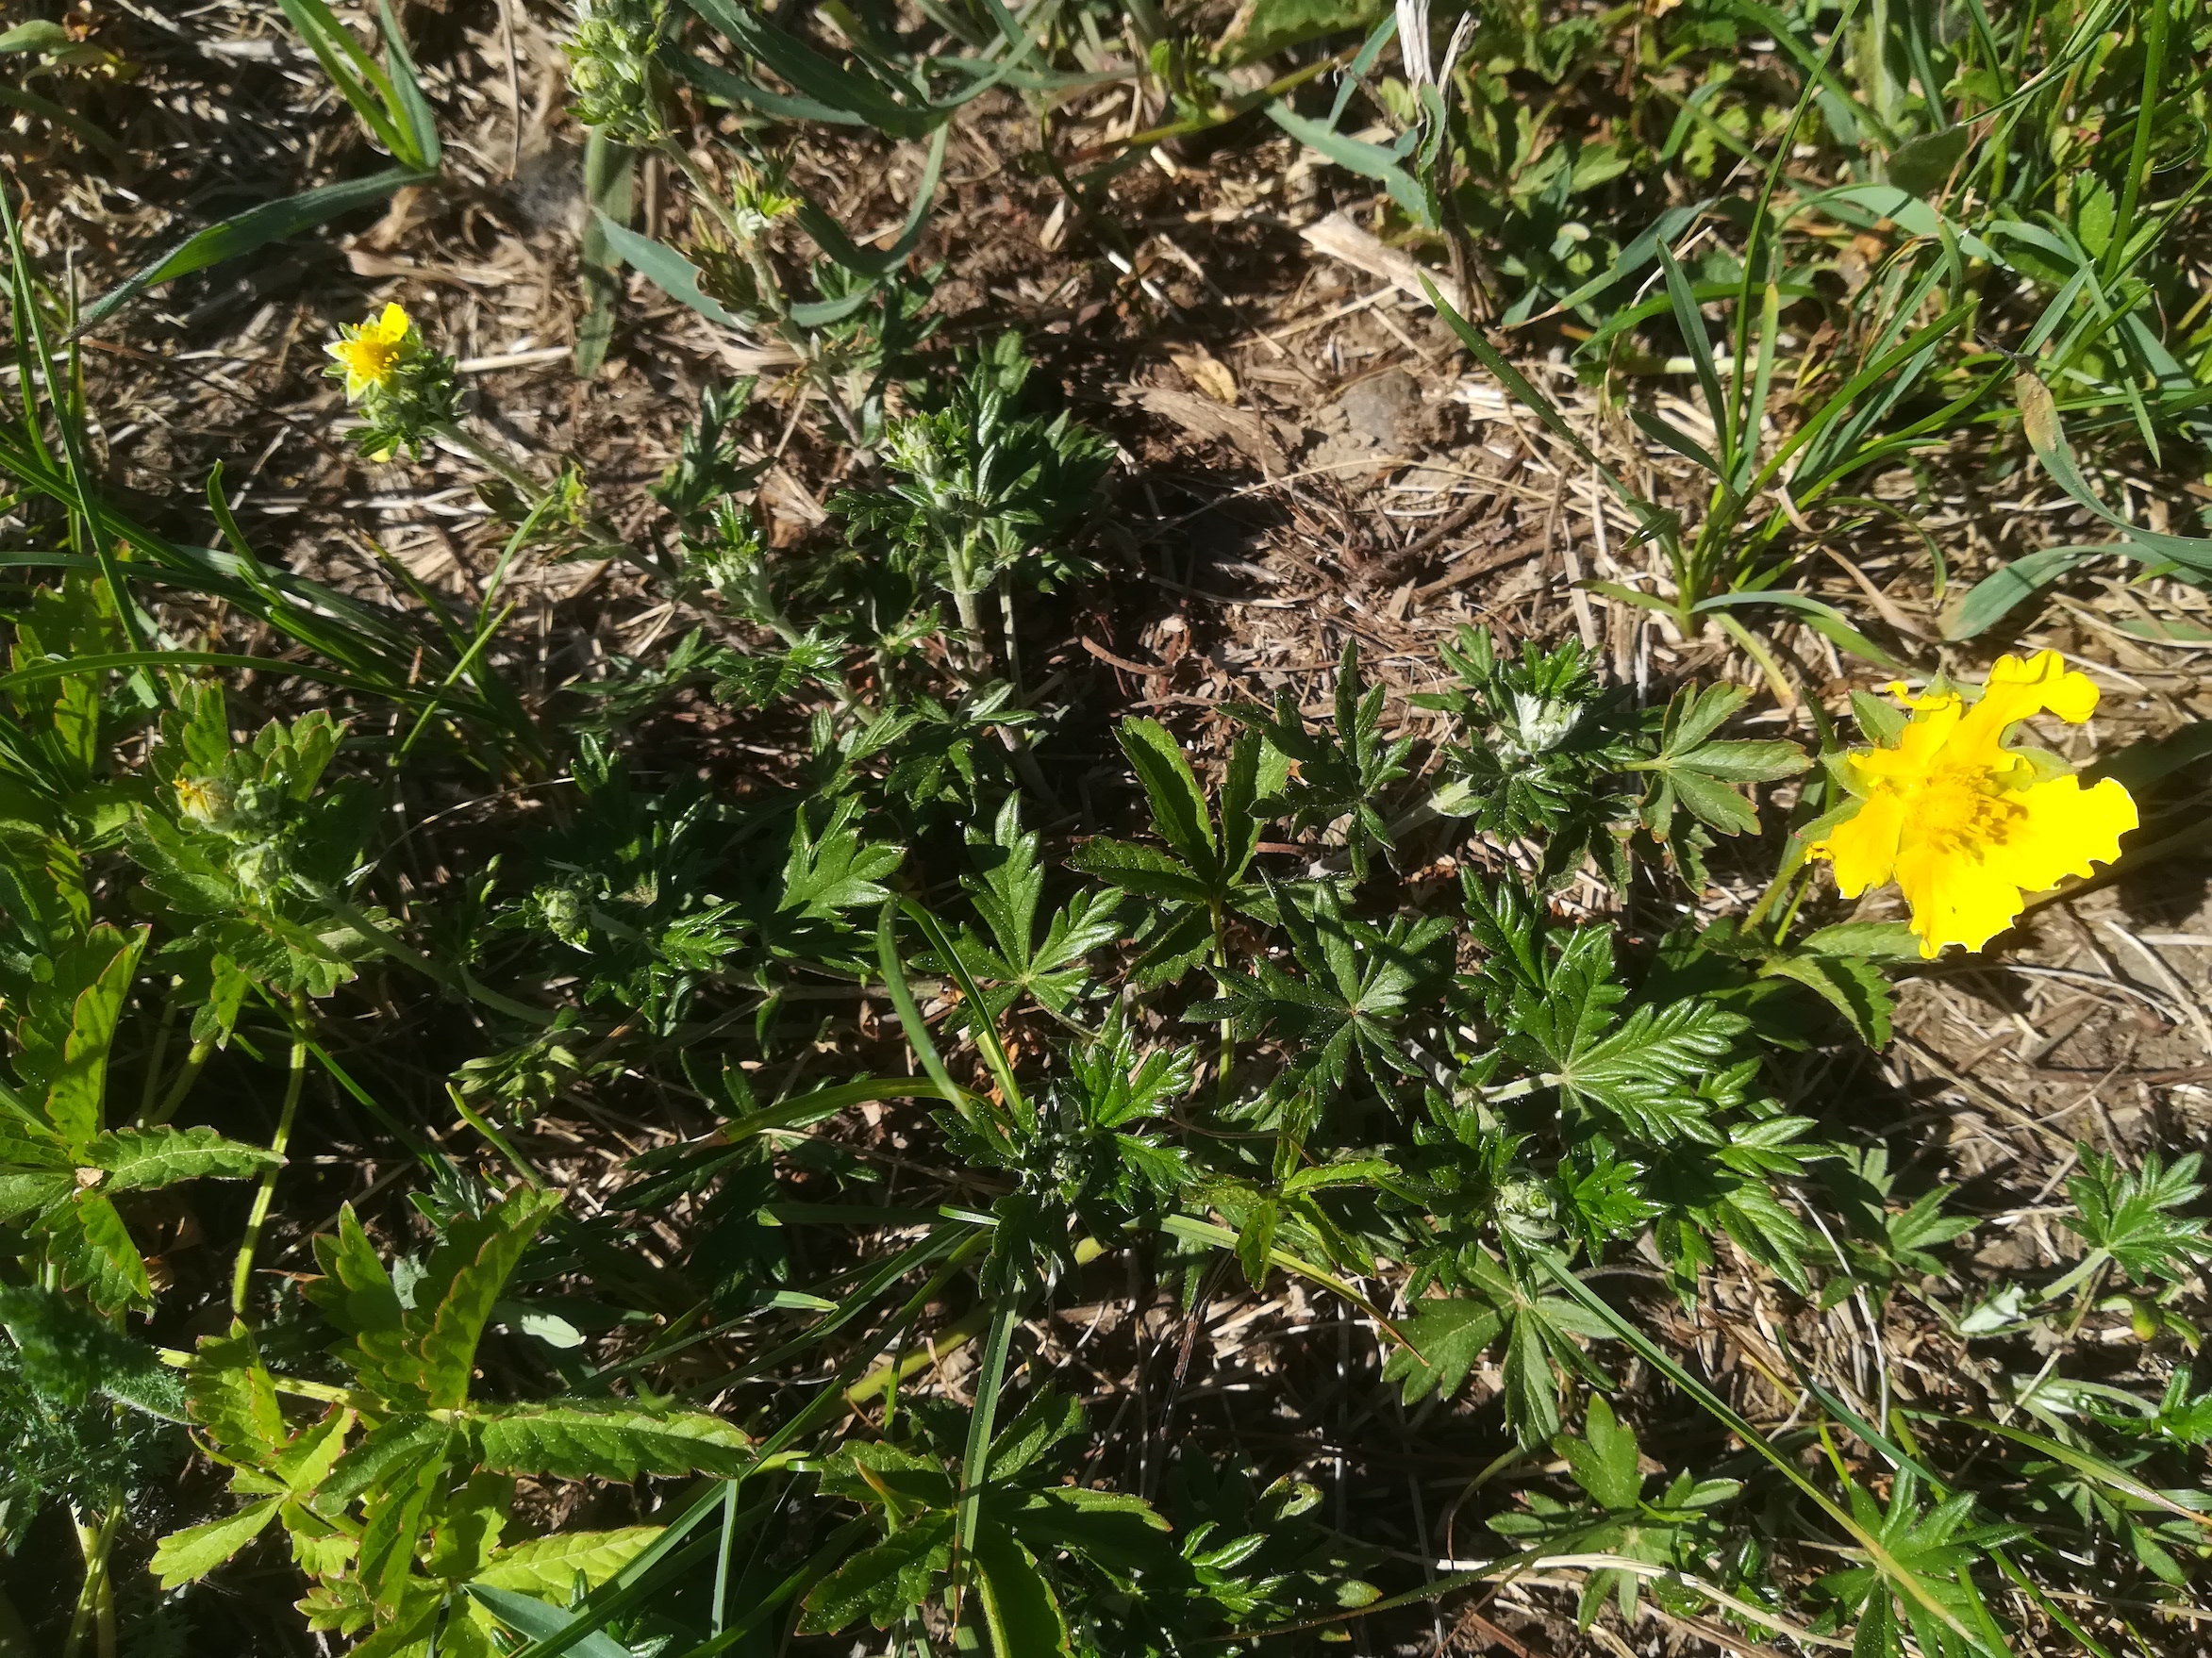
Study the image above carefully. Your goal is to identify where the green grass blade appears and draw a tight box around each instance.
[898,896,1028,1129]
[375,0,441,170]
[949,1297,1021,1629]
[72,168,422,340]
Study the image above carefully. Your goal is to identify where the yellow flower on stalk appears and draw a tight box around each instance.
[325,302,414,401]
[1809,652,2137,958]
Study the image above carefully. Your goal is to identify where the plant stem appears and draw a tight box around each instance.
[430,421,658,586]
[61,1498,122,1658]
[136,979,179,1123]
[230,1001,308,1316]
[143,1034,214,1128]
[1211,907,1235,1110]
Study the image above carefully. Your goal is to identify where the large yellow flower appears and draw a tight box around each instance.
[325,301,414,401]
[1809,652,2137,958]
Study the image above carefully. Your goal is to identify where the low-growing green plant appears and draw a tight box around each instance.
[5,0,2210,1651]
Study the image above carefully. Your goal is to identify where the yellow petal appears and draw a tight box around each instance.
[1891,837,2030,956]
[1850,699,1961,788]
[1812,788,1904,897]
[369,301,412,344]
[1981,774,2137,896]
[1954,650,2098,753]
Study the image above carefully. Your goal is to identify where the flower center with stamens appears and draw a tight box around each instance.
[1911,768,2025,854]
[339,333,402,388]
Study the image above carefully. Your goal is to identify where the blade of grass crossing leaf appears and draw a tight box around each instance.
[662,49,870,127]
[898,897,1027,1128]
[1788,1351,2114,1657]
[1748,306,1972,500]
[1914,1413,2212,1534]
[949,1297,1021,1630]
[1987,1550,2119,1658]
[1693,590,1902,669]
[682,0,922,133]
[723,1233,991,1477]
[1737,273,1782,496]
[1265,103,1431,227]
[593,213,747,330]
[468,1585,634,1658]
[0,650,489,714]
[1531,1252,1993,1651]
[0,84,125,160]
[393,494,557,766]
[1941,546,2106,639]
[274,0,411,161]
[1156,1214,1405,1345]
[504,1530,727,1658]
[877,900,970,1119]
[1328,12,1400,126]
[2015,374,2212,570]
[723,1076,986,1141]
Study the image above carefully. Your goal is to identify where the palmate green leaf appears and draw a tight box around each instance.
[798,1512,956,1633]
[955,797,1124,1018]
[1197,882,1450,1104]
[151,1498,283,1589]
[2062,1146,2212,1288]
[777,796,905,920]
[83,1124,277,1192]
[474,1400,753,1480]
[1504,936,1743,1145]
[1558,1394,1641,1510]
[1228,639,1415,877]
[1885,1189,1977,1275]
[1380,1298,1505,1404]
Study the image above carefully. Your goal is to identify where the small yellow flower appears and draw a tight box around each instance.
[326,301,414,401]
[1810,651,2137,958]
